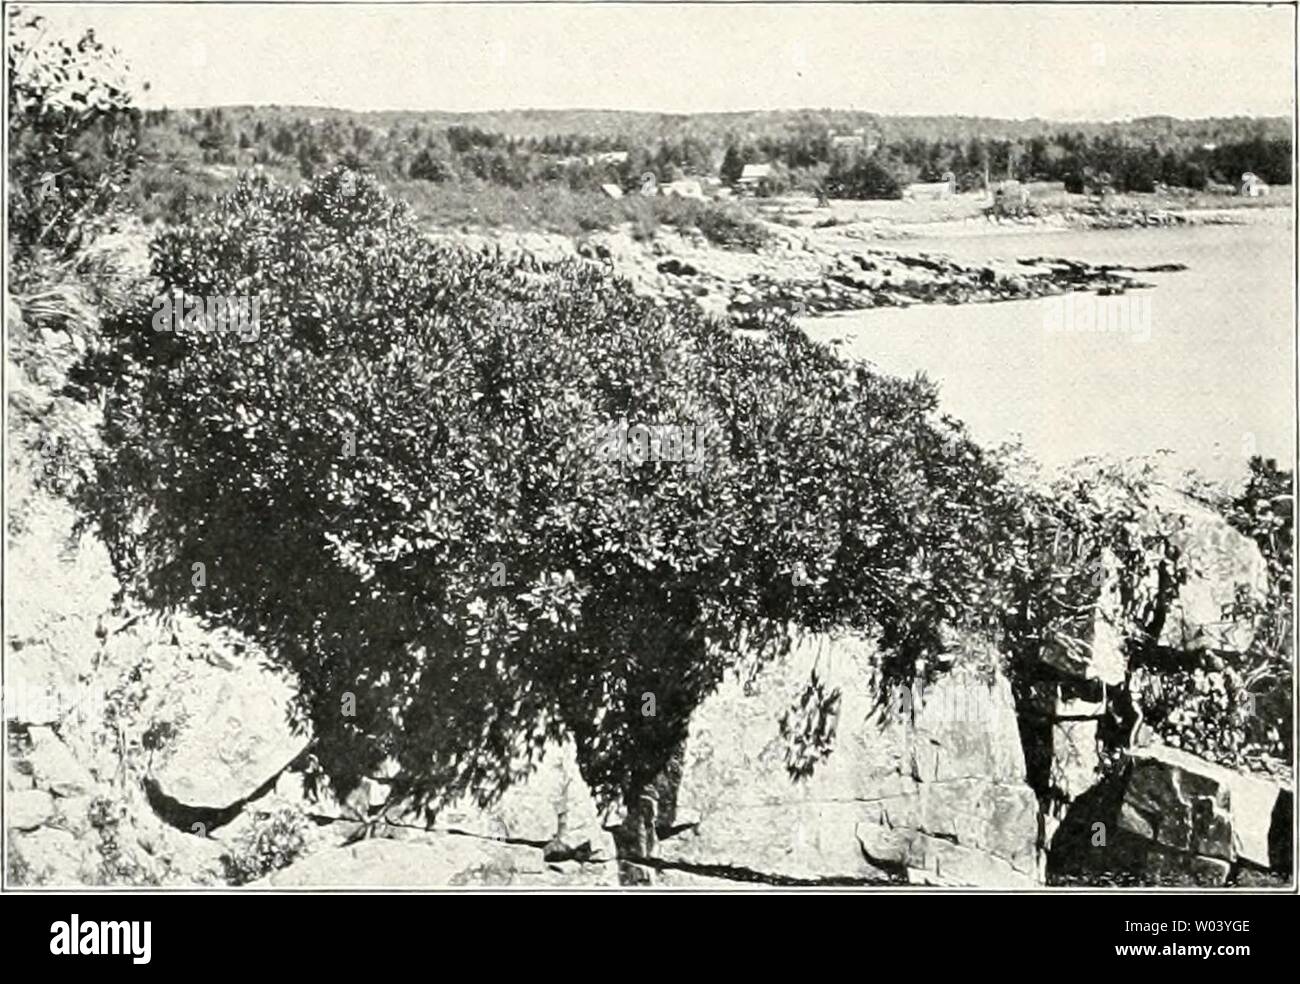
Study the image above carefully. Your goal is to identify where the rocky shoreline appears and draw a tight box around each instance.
[10,484,1289,888]
[977,202,1252,233]
[436,218,1190,320]
[707,247,1183,319]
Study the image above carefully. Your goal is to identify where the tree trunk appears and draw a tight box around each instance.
[616,784,659,885]
[613,734,688,885]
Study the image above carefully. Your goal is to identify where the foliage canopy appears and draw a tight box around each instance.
[78,169,1022,815]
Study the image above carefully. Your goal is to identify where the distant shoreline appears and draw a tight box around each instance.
[437,200,1245,319]
[868,202,1291,243]
[752,186,1292,242]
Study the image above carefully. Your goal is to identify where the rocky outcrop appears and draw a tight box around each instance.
[1118,744,1292,877]
[8,455,1283,888]
[432,223,1174,322]
[656,633,1041,886]
[722,247,1149,318]
[271,736,617,865]
[8,788,57,831]
[1015,478,1285,887]
[1035,487,1268,690]
[1046,741,1293,887]
[427,741,616,862]
[3,490,617,887]
[4,495,302,884]
[6,725,230,887]
[146,653,306,814]
[1017,675,1110,860]
[22,725,96,798]
[1140,487,1270,655]
[1018,484,1273,863]
[262,835,617,887]
[1063,205,1243,231]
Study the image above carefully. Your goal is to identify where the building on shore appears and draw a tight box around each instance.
[904,171,957,200]
[992,179,1029,208]
[661,179,706,201]
[1241,172,1271,197]
[736,163,772,194]
[829,127,877,156]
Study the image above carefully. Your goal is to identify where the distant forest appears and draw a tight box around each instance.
[126,106,1293,221]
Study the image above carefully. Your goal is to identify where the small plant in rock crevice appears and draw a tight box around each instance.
[87,793,161,885]
[218,806,309,885]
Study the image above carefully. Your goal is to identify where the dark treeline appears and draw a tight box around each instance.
[130,105,1292,219]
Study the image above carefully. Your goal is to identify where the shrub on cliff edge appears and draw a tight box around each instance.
[75,169,1023,852]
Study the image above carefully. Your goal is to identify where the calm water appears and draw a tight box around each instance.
[803,218,1295,484]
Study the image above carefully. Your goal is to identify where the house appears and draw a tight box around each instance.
[661,179,706,201]
[992,179,1029,210]
[993,179,1024,204]
[829,128,874,155]
[600,183,624,200]
[1241,172,1270,197]
[736,163,772,194]
[904,172,956,200]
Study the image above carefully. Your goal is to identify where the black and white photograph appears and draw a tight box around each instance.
[2,0,1295,913]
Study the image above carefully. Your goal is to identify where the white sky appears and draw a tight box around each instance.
[21,1,1298,120]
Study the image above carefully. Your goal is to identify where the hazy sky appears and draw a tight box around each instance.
[25,2,1297,120]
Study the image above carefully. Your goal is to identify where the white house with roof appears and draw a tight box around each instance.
[1241,172,1270,197]
[904,172,957,200]
[736,163,772,193]
[661,178,706,201]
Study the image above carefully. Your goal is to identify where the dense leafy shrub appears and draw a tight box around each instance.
[627,195,771,250]
[1226,457,1293,615]
[408,148,453,183]
[1196,456,1293,765]
[826,151,916,200]
[1002,457,1182,682]
[1132,663,1277,767]
[219,806,308,885]
[395,178,624,234]
[127,164,249,226]
[76,169,1025,840]
[1180,162,1209,192]
[689,201,771,250]
[6,6,152,538]
[1147,457,1297,770]
[6,6,141,270]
